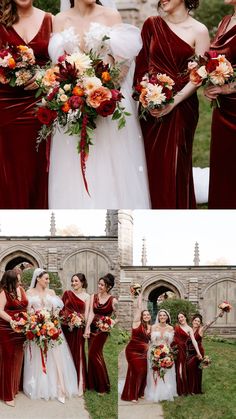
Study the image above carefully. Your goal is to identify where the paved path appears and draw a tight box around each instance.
[118,350,164,419]
[0,393,90,419]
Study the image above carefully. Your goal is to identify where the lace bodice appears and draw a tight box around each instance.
[48,22,142,65]
[27,294,63,313]
[150,330,174,346]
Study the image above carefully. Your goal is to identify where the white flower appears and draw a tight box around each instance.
[83,76,102,93]
[209,61,234,85]
[84,22,111,56]
[0,53,12,68]
[66,52,92,74]
[60,94,68,102]
[196,65,208,79]
[15,69,32,86]
[59,88,65,94]
[64,84,71,91]
[146,83,166,106]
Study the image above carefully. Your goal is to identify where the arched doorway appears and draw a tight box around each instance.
[203,279,236,327]
[148,285,177,322]
[5,256,34,271]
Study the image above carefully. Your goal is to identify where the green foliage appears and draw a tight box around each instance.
[158,298,198,326]
[117,327,130,345]
[193,90,211,168]
[34,0,60,15]
[194,0,233,38]
[21,269,63,296]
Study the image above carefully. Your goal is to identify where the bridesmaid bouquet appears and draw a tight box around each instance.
[35,51,129,194]
[0,44,36,87]
[66,312,85,331]
[199,355,212,369]
[96,315,115,332]
[218,301,232,312]
[133,73,175,119]
[10,311,28,333]
[130,283,142,297]
[150,343,174,382]
[188,52,235,107]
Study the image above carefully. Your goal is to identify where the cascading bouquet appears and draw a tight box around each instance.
[64,311,85,332]
[218,301,232,312]
[188,51,236,107]
[96,315,115,332]
[0,44,36,87]
[133,73,175,119]
[150,343,174,383]
[35,50,128,193]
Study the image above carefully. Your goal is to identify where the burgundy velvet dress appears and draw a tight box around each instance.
[186,329,204,394]
[173,325,191,396]
[0,287,28,402]
[0,13,52,209]
[61,290,88,391]
[134,16,197,209]
[208,16,236,209]
[88,294,114,393]
[121,323,150,401]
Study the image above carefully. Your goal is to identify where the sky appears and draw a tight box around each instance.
[133,210,236,266]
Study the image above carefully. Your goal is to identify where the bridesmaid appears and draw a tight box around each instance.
[173,312,202,396]
[204,0,236,208]
[133,0,210,208]
[187,310,224,394]
[121,294,151,402]
[0,0,53,209]
[84,273,118,394]
[0,270,28,407]
[61,273,90,395]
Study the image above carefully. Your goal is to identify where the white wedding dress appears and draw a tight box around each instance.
[48,23,150,209]
[145,330,177,402]
[23,294,79,400]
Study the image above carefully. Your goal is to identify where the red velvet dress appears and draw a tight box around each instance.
[0,287,28,402]
[61,290,88,391]
[208,16,236,208]
[0,13,52,209]
[88,294,114,393]
[186,329,204,394]
[134,16,197,209]
[173,325,191,395]
[121,324,150,401]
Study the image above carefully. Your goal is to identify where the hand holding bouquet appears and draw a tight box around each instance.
[96,315,115,332]
[0,44,36,87]
[66,312,85,331]
[130,283,142,297]
[10,311,28,333]
[199,355,211,369]
[218,301,232,313]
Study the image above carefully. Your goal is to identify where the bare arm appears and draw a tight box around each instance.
[84,294,95,337]
[84,294,90,322]
[200,311,224,336]
[189,327,202,359]
[0,291,11,322]
[132,293,143,328]
[112,297,119,324]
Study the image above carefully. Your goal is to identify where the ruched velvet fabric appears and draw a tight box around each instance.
[88,294,114,393]
[186,329,204,394]
[0,288,28,402]
[61,291,88,394]
[208,16,236,208]
[0,14,52,209]
[173,325,191,396]
[121,324,150,401]
[134,16,198,209]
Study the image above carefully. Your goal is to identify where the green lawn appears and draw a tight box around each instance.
[193,90,212,168]
[162,338,236,419]
[84,327,120,419]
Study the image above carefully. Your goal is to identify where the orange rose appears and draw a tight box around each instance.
[8,57,16,69]
[72,86,84,96]
[102,71,111,82]
[87,86,112,108]
[189,68,203,85]
[61,101,70,113]
[139,88,148,108]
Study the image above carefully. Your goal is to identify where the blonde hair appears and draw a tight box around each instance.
[0,0,19,28]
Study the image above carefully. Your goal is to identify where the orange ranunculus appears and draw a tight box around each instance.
[189,68,203,86]
[18,45,28,52]
[139,88,148,108]
[72,86,84,96]
[61,101,70,112]
[8,57,16,69]
[101,71,111,82]
[87,86,112,108]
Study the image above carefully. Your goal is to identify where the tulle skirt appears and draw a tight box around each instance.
[145,361,177,402]
[23,337,78,400]
[48,67,150,209]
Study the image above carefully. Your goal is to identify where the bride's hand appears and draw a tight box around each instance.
[24,75,38,91]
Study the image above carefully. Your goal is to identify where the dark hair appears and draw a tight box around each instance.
[158,0,199,11]
[0,270,18,298]
[141,310,151,330]
[177,311,188,323]
[71,273,87,289]
[0,0,18,27]
[99,273,115,292]
[192,313,203,324]
[70,0,102,6]
[33,270,47,288]
[158,309,171,324]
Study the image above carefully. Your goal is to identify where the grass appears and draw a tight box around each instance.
[84,327,120,419]
[193,90,212,168]
[162,338,236,419]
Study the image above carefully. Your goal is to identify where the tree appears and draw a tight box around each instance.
[194,0,233,37]
[34,0,60,15]
[158,298,198,326]
[22,269,63,296]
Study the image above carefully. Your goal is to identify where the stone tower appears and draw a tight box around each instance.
[141,237,147,266]
[50,212,56,236]
[193,241,200,266]
[118,210,133,266]
[105,210,118,236]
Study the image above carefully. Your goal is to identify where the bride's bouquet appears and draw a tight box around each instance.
[96,315,115,332]
[188,52,235,107]
[35,50,128,193]
[150,343,174,383]
[133,73,175,119]
[0,44,36,87]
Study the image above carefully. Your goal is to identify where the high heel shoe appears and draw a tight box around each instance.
[5,400,15,407]
[58,396,65,404]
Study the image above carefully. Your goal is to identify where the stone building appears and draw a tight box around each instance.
[116,0,157,26]
[118,211,236,335]
[0,211,119,295]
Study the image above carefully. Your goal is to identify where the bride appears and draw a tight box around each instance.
[47,0,150,209]
[145,309,177,402]
[23,268,79,402]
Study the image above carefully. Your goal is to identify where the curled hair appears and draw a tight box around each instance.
[71,272,87,289]
[70,0,102,6]
[157,309,171,324]
[177,311,189,323]
[158,0,199,11]
[0,270,18,298]
[140,309,151,330]
[192,313,203,324]
[0,0,19,27]
[99,273,115,292]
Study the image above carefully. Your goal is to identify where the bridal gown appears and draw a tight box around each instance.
[145,330,177,402]
[23,294,78,400]
[48,23,150,208]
